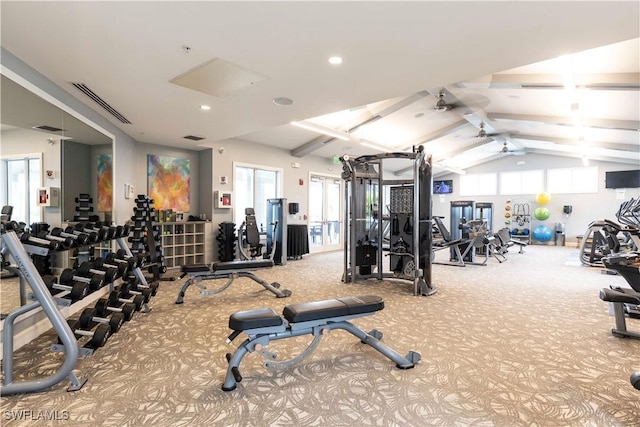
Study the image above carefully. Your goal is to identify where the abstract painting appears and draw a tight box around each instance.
[97,154,113,212]
[147,155,190,211]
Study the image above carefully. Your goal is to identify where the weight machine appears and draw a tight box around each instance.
[340,146,436,296]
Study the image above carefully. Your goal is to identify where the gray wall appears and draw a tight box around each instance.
[431,154,640,245]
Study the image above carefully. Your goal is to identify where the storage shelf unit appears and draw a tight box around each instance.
[157,221,212,269]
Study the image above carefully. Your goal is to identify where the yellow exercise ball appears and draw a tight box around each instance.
[535,192,551,205]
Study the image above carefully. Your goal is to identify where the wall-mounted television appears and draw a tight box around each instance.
[605,170,640,189]
[433,179,453,194]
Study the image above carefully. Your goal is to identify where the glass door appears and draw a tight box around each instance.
[309,174,342,253]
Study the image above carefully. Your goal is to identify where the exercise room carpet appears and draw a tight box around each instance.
[1,245,638,426]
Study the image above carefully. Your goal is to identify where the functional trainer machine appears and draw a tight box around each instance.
[221,295,421,391]
[340,146,436,296]
[175,214,291,304]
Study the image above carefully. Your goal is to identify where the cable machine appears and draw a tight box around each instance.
[340,146,436,296]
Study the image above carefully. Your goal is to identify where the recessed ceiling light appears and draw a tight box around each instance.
[328,56,343,65]
[273,97,294,106]
[200,105,211,111]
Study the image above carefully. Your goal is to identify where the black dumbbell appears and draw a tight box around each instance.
[62,319,110,349]
[59,268,104,292]
[51,227,91,246]
[19,232,62,250]
[43,274,89,302]
[74,223,109,241]
[37,230,76,248]
[94,298,136,321]
[65,225,99,243]
[104,252,136,271]
[76,261,118,284]
[127,277,159,297]
[119,282,152,304]
[79,307,124,334]
[90,221,118,238]
[92,258,128,279]
[108,289,145,311]
[115,249,145,268]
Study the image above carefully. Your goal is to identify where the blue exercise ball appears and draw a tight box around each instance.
[532,225,553,242]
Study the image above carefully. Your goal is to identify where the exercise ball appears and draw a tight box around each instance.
[535,192,551,205]
[534,207,550,221]
[532,225,553,242]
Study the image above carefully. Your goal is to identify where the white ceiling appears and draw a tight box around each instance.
[1,1,638,176]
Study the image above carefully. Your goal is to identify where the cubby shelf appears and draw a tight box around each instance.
[156,221,212,269]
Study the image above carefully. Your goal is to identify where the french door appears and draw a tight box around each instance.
[308,174,342,253]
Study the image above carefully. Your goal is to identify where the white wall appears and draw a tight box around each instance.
[432,154,640,244]
[211,138,339,227]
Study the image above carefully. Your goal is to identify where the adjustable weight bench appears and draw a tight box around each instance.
[222,295,421,391]
[175,259,292,304]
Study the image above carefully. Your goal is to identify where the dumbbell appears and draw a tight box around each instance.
[104,252,136,272]
[76,261,119,284]
[92,257,128,279]
[118,282,152,304]
[59,268,104,292]
[61,319,110,349]
[19,232,62,251]
[108,289,145,311]
[65,225,99,243]
[79,307,124,334]
[51,227,91,246]
[42,274,89,302]
[127,276,159,297]
[37,230,76,248]
[94,298,136,321]
[114,249,145,268]
[74,223,110,241]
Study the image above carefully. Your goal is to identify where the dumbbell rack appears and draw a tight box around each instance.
[0,226,153,395]
[130,195,166,280]
[217,222,236,262]
[73,193,99,223]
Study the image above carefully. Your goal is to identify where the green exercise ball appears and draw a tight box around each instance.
[534,207,550,221]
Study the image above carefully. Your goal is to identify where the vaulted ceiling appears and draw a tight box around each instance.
[1,2,638,177]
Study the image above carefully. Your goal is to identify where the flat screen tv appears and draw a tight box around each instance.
[605,170,640,189]
[433,179,453,194]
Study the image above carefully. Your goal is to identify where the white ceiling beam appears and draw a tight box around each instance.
[487,112,640,131]
[399,120,471,151]
[291,91,430,158]
[488,72,640,90]
[527,148,640,166]
[512,133,640,153]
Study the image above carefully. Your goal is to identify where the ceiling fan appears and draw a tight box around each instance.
[499,140,526,156]
[433,91,458,112]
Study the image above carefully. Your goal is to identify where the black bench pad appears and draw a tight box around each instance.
[181,264,210,273]
[181,259,274,274]
[283,295,384,323]
[600,288,640,305]
[229,307,283,331]
[213,259,273,271]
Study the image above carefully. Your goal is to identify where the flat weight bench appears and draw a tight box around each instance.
[175,259,292,304]
[222,295,421,391]
[599,287,640,339]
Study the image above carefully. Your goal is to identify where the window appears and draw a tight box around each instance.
[500,170,544,195]
[459,173,497,196]
[547,166,598,194]
[1,155,41,226]
[233,163,282,229]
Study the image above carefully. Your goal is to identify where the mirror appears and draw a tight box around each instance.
[1,74,113,226]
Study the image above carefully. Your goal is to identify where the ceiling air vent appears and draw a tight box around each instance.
[33,125,65,133]
[183,135,205,141]
[71,83,132,124]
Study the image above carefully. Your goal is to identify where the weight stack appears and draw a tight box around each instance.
[217,222,236,261]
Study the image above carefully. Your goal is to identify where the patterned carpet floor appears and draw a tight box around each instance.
[1,245,639,426]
